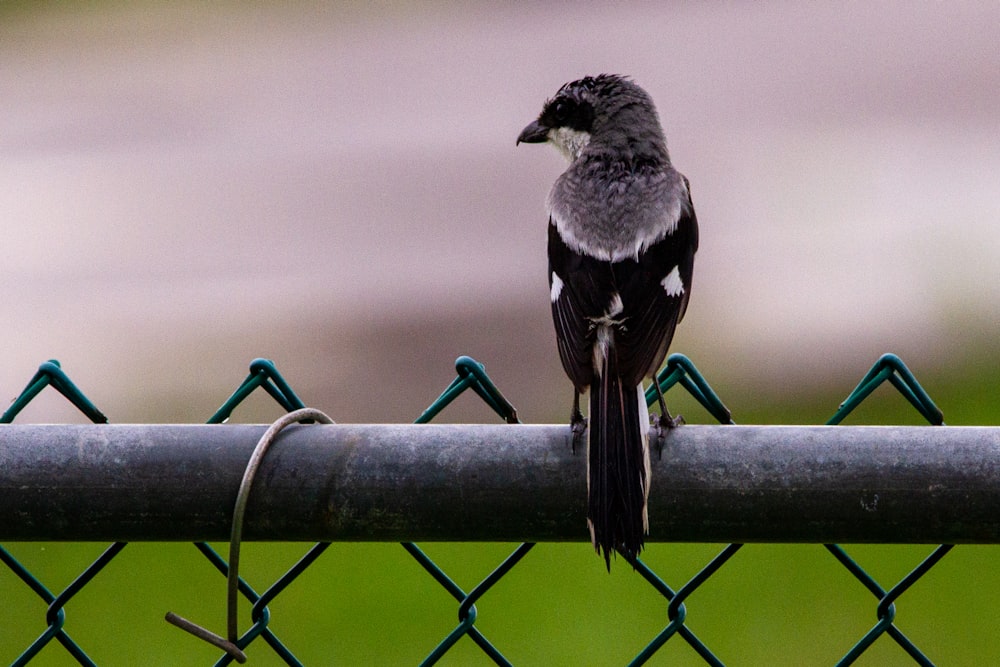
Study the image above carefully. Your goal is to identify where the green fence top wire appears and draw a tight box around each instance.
[1,360,108,424]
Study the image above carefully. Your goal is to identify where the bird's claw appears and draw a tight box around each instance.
[570,415,588,454]
[651,413,684,458]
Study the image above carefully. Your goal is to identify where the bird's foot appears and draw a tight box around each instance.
[570,414,588,454]
[651,413,684,458]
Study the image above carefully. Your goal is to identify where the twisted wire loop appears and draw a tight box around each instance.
[180,359,331,666]
[166,407,335,664]
[1,360,119,666]
[825,354,948,666]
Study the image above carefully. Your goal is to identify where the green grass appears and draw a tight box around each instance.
[3,541,998,665]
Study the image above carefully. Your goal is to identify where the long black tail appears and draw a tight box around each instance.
[588,351,650,570]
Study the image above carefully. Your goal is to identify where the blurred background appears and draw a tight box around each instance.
[2,1,999,664]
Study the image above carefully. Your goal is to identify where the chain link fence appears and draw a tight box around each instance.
[0,352,994,665]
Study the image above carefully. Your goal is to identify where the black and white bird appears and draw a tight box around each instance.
[517,74,699,568]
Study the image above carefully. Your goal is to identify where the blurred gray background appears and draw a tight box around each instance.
[3,1,998,424]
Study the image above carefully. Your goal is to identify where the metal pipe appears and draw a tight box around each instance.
[1,424,999,543]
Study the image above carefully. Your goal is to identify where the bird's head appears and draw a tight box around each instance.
[517,74,667,163]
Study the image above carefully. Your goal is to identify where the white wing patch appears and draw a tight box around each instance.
[550,272,564,303]
[661,265,685,297]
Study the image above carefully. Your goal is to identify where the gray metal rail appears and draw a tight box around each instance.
[1,423,998,543]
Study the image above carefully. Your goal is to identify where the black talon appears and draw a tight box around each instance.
[650,378,683,458]
[658,412,685,430]
[569,390,587,453]
[571,416,588,453]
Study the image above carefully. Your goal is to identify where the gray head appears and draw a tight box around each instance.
[517,74,670,165]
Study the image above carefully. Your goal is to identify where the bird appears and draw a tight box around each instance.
[517,74,699,568]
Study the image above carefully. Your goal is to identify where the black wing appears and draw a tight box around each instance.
[547,183,698,390]
[548,219,603,392]
[614,194,698,386]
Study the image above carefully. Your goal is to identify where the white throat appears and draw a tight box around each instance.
[549,127,591,162]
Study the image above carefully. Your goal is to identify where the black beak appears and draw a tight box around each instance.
[517,120,549,145]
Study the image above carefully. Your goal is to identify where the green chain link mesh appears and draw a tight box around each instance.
[0,352,974,664]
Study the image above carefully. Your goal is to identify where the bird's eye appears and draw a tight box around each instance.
[552,100,570,123]
[543,96,593,132]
